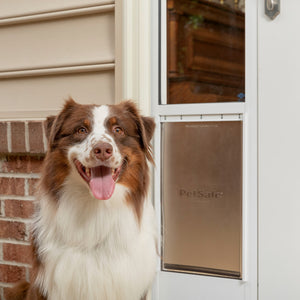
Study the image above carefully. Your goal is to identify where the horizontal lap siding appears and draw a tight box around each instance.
[0,0,114,19]
[0,1,116,119]
[0,13,115,70]
[0,71,115,119]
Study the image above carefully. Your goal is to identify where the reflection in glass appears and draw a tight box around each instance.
[162,121,243,278]
[167,0,245,103]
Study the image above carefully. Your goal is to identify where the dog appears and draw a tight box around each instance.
[8,99,157,300]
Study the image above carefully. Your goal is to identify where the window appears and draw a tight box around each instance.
[166,0,245,104]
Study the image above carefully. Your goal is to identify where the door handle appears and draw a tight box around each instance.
[265,0,280,20]
[266,0,275,10]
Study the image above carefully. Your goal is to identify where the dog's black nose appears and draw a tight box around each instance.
[93,142,113,161]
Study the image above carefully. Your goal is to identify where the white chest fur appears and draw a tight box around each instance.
[34,183,157,300]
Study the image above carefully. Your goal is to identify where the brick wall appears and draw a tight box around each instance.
[0,121,46,299]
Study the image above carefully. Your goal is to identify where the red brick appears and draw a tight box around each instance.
[28,178,39,196]
[0,264,26,283]
[43,119,50,141]
[0,220,27,241]
[28,122,45,154]
[0,201,4,217]
[3,243,32,265]
[0,155,44,174]
[3,287,12,300]
[11,122,26,153]
[0,122,8,153]
[4,200,35,219]
[0,177,25,196]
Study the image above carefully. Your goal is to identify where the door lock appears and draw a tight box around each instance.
[265,0,280,20]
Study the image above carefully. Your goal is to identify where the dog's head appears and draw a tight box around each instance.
[43,98,155,208]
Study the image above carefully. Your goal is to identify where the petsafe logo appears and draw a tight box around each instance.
[179,188,224,200]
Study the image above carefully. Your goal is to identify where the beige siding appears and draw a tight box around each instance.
[0,0,114,19]
[0,1,117,119]
[0,13,114,71]
[0,71,114,118]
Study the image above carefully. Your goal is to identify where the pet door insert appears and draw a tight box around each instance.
[161,120,243,279]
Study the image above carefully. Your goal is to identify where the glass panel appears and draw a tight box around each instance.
[162,121,243,278]
[167,0,245,104]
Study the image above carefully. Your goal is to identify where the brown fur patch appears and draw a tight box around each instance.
[41,99,94,199]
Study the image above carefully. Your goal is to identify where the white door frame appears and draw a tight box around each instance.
[121,0,258,299]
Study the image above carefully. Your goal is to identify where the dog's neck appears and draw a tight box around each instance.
[36,176,139,251]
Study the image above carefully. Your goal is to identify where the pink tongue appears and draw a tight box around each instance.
[89,166,115,200]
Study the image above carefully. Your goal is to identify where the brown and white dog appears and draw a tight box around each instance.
[8,99,157,300]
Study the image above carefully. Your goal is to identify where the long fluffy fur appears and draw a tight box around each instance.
[7,99,157,300]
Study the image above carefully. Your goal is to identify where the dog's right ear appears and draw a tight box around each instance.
[45,115,56,141]
[45,98,78,150]
[45,114,61,151]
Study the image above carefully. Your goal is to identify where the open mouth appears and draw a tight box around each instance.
[74,160,122,200]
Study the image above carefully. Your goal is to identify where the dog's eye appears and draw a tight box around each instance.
[112,126,124,135]
[77,127,88,135]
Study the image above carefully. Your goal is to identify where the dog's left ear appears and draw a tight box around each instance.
[141,116,155,145]
[140,115,155,164]
[138,115,156,164]
[121,101,156,163]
